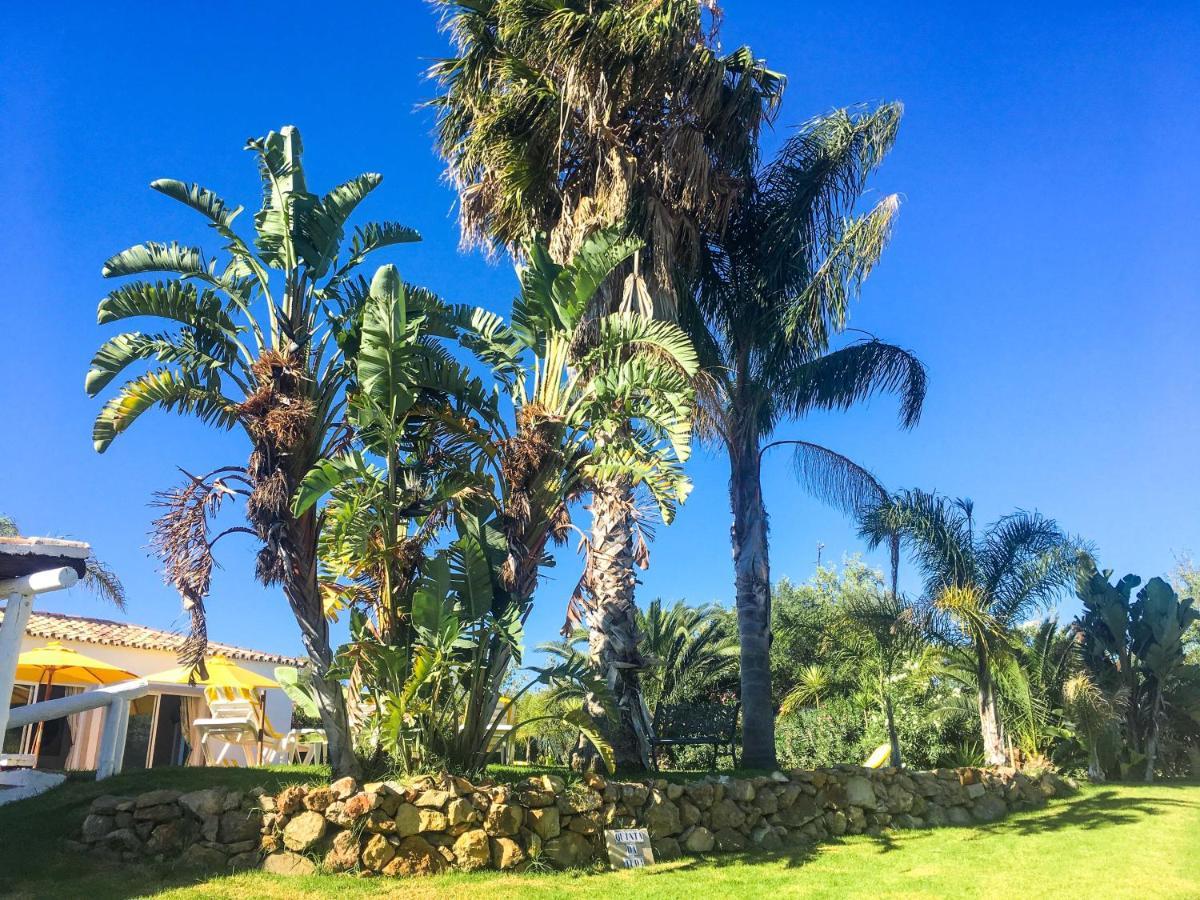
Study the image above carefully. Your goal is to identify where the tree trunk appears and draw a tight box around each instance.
[976,651,1007,767]
[1143,685,1162,783]
[573,477,652,772]
[729,432,777,770]
[284,510,359,778]
[884,694,902,768]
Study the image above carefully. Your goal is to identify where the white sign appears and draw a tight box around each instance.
[605,828,655,869]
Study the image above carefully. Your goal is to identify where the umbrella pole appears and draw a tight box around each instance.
[257,689,265,766]
[31,670,55,764]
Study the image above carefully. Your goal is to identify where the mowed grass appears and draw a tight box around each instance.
[2,771,1197,900]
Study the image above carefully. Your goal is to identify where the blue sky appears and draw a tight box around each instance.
[1,1,1197,662]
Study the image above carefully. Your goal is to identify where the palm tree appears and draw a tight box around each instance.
[86,126,423,776]
[636,598,739,713]
[860,490,1078,765]
[692,103,926,768]
[835,591,929,767]
[1062,672,1121,780]
[431,0,782,294]
[1005,619,1078,761]
[431,0,782,768]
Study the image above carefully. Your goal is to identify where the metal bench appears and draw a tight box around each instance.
[650,701,739,771]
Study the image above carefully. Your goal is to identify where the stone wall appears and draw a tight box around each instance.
[71,787,265,870]
[75,766,1075,876]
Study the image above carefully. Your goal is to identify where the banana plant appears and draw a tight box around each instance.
[1075,559,1200,780]
[85,127,423,777]
[449,227,698,770]
[1131,577,1198,780]
[294,263,498,646]
[333,524,615,775]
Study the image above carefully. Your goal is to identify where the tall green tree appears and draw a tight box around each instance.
[861,490,1078,765]
[1075,558,1199,780]
[85,126,423,776]
[692,104,925,768]
[450,229,700,769]
[431,0,782,768]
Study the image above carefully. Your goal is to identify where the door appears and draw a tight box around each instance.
[33,685,75,770]
[149,694,188,767]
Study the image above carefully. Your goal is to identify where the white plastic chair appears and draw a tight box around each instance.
[193,699,258,765]
[282,728,328,765]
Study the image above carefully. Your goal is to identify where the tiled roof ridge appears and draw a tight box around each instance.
[0,606,304,666]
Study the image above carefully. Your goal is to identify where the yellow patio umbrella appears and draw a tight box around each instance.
[141,654,278,691]
[142,655,278,765]
[16,642,136,760]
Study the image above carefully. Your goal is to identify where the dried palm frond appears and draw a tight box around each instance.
[149,467,250,670]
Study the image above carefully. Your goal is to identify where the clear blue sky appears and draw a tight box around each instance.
[2,1,1197,662]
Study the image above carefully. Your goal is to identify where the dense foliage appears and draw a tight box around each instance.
[79,2,1198,787]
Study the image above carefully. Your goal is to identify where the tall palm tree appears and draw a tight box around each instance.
[860,490,1078,765]
[431,0,782,768]
[86,126,423,776]
[692,103,926,768]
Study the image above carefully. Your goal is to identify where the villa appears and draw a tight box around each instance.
[1,608,301,771]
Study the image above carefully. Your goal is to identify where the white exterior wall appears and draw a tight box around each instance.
[9,634,295,770]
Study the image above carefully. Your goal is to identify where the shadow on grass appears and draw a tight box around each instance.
[981,786,1199,837]
[644,828,905,877]
[0,765,328,900]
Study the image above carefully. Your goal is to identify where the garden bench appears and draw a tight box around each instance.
[649,701,739,770]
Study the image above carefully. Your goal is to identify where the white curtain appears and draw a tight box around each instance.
[179,695,206,766]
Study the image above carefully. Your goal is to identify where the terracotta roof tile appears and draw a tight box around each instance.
[0,608,304,666]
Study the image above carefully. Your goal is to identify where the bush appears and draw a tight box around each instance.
[776,697,973,770]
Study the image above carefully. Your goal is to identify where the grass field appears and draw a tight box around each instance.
[1,768,1196,899]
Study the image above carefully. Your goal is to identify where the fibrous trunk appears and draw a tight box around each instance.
[976,651,1007,766]
[729,430,777,770]
[240,351,358,778]
[573,476,652,772]
[281,510,360,778]
[1143,685,1162,783]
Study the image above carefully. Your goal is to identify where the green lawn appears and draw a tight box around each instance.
[2,769,1197,899]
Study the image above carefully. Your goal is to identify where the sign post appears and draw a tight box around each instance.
[605,828,655,869]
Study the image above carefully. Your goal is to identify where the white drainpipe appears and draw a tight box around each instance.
[0,567,80,743]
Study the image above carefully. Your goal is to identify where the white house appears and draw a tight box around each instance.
[1,608,303,771]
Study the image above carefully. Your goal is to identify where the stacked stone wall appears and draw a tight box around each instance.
[75,766,1076,876]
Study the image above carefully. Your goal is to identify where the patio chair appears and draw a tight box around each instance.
[281,728,328,765]
[197,690,285,765]
[192,698,260,766]
[0,753,36,769]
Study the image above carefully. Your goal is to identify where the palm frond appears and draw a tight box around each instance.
[777,338,926,429]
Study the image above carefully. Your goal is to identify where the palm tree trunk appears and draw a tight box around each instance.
[729,431,777,770]
[975,650,1007,766]
[884,694,901,768]
[283,510,359,778]
[1143,685,1162,783]
[573,476,653,772]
